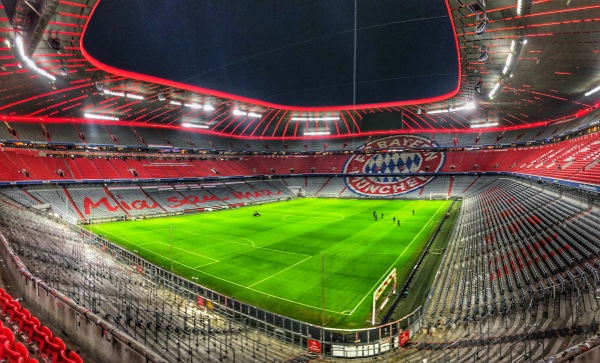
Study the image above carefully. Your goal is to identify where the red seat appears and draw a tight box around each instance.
[4,340,23,363]
[67,351,84,363]
[0,333,9,359]
[1,327,15,346]
[21,317,39,343]
[14,309,30,333]
[32,326,51,353]
[6,301,21,323]
[60,350,77,363]
[14,342,29,361]
[21,316,39,343]
[0,296,12,316]
[43,336,65,363]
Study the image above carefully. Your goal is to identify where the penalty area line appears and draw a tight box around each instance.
[348,202,447,316]
[93,227,347,315]
[248,256,312,288]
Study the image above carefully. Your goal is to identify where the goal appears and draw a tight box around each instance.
[429,193,449,200]
[372,268,397,325]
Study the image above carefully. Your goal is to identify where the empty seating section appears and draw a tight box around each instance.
[0,287,83,363]
[425,178,600,330]
[75,123,114,145]
[0,131,597,185]
[8,122,44,142]
[108,187,164,216]
[104,125,144,147]
[134,127,168,146]
[67,187,125,220]
[44,124,82,144]
[27,189,80,221]
[0,197,303,363]
[0,189,39,207]
[252,180,296,198]
[71,158,104,179]
[175,186,229,209]
[159,129,194,148]
[0,151,30,181]
[91,158,121,179]
[142,186,200,212]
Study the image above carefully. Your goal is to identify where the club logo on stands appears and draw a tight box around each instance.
[343,135,445,196]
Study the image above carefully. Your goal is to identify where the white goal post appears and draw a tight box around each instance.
[429,193,449,200]
[372,268,397,325]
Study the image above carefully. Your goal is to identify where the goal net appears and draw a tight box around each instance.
[372,268,397,325]
[429,193,449,200]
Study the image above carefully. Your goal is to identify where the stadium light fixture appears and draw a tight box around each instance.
[14,36,56,81]
[170,100,182,106]
[84,113,119,121]
[182,122,209,129]
[428,102,476,114]
[304,131,330,136]
[471,122,499,128]
[103,89,125,97]
[478,48,489,63]
[517,0,523,15]
[585,85,600,97]
[184,103,202,109]
[126,93,144,100]
[233,109,261,118]
[489,82,501,99]
[290,116,340,121]
[505,53,513,67]
[203,104,215,111]
[475,13,489,35]
[474,79,483,94]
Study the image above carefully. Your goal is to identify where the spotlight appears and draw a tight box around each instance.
[48,31,61,51]
[158,93,166,101]
[474,79,483,94]
[59,65,68,76]
[475,13,489,35]
[94,81,104,92]
[478,46,489,62]
[416,108,422,114]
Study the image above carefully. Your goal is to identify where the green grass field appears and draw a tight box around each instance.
[87,198,451,328]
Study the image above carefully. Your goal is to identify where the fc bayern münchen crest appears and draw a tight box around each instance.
[343,135,445,196]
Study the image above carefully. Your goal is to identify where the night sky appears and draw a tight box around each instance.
[84,0,458,107]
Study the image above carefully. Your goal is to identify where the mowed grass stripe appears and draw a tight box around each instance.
[89,198,450,328]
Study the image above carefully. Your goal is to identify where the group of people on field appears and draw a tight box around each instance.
[373,209,414,226]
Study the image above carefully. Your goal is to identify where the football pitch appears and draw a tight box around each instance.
[88,198,451,328]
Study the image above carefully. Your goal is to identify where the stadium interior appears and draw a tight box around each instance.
[0,0,598,362]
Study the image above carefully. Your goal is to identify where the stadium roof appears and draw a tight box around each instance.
[83,0,459,109]
[0,0,599,139]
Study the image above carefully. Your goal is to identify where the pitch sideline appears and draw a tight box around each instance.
[348,201,449,316]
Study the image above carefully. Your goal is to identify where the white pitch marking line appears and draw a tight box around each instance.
[248,256,312,288]
[173,228,311,257]
[194,261,219,269]
[348,202,448,316]
[94,227,345,314]
[152,240,219,263]
[136,241,160,246]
